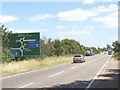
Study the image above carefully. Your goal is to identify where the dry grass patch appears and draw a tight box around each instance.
[1,55,73,76]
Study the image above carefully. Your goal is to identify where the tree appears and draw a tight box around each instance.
[112,41,120,60]
[61,38,72,54]
[61,38,86,55]
[107,44,112,50]
[0,24,14,62]
[46,38,55,56]
[54,40,64,56]
[112,41,120,52]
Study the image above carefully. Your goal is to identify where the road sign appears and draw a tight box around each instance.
[28,41,40,47]
[11,50,20,56]
[9,32,40,56]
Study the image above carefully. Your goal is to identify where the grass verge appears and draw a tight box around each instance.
[1,55,73,76]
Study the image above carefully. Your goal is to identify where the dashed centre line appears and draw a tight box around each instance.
[19,83,34,88]
[49,71,64,78]
[72,66,77,69]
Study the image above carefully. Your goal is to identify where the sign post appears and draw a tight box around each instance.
[9,32,40,56]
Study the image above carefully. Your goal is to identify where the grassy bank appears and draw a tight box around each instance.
[1,55,73,76]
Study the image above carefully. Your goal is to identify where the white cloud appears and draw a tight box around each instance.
[29,14,55,22]
[83,0,118,4]
[83,0,95,4]
[56,25,66,29]
[0,16,18,23]
[92,4,118,28]
[57,4,117,21]
[92,4,117,14]
[58,30,90,36]
[58,26,94,36]
[57,8,97,21]
[92,11,118,28]
[9,28,47,33]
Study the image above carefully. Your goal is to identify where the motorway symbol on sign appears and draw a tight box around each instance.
[9,32,40,56]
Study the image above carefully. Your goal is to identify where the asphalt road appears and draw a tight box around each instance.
[1,54,112,89]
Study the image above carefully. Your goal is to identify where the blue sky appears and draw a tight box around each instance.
[1,1,118,48]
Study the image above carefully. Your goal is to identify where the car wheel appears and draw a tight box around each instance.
[82,61,85,63]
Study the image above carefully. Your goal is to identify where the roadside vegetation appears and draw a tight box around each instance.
[0,24,100,63]
[112,41,120,60]
[1,24,120,76]
[0,24,100,75]
[99,41,120,60]
[1,55,73,76]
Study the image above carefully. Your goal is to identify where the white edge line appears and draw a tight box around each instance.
[0,54,106,80]
[19,83,34,88]
[1,61,70,80]
[96,55,113,84]
[49,71,64,78]
[85,55,112,89]
[0,68,48,80]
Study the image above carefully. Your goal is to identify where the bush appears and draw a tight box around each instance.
[1,46,14,62]
[113,52,120,60]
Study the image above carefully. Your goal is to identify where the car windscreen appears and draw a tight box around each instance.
[74,55,82,57]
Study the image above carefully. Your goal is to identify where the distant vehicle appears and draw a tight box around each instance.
[86,51,91,56]
[73,54,85,63]
[108,50,112,55]
[86,49,93,56]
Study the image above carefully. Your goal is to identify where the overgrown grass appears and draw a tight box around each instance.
[1,55,73,76]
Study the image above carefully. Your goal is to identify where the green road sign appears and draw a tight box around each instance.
[9,32,40,56]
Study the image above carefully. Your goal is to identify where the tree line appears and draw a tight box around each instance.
[40,38,100,57]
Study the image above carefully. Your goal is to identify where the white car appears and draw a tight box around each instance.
[73,54,85,63]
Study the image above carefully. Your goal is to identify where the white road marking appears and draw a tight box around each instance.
[0,68,48,80]
[49,71,64,78]
[19,83,34,88]
[0,54,105,80]
[85,56,112,89]
[1,62,70,80]
[94,56,111,86]
[72,66,77,69]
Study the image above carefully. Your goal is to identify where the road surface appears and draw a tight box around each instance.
[1,54,112,89]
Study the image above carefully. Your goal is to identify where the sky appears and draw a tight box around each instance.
[0,0,118,48]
